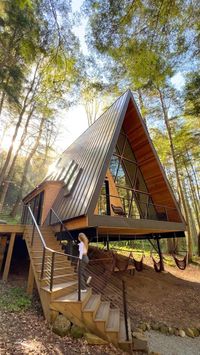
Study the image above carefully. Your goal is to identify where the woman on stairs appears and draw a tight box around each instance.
[78,233,92,292]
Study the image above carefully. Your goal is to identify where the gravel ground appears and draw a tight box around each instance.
[147,330,200,355]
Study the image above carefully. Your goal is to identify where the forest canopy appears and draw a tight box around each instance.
[0,0,199,258]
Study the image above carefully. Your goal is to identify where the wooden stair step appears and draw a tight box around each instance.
[34,260,71,266]
[32,255,67,260]
[41,280,77,292]
[95,301,110,321]
[84,294,101,312]
[42,273,76,281]
[118,317,132,343]
[106,309,120,332]
[55,288,91,303]
[36,266,72,273]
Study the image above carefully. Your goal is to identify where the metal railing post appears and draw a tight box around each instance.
[165,207,168,221]
[50,252,55,291]
[122,279,129,341]
[31,224,35,246]
[78,258,81,301]
[49,209,52,225]
[41,247,46,279]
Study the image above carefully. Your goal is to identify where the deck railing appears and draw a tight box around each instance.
[97,193,177,222]
[49,207,74,242]
[25,205,81,299]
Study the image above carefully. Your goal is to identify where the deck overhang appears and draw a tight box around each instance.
[0,224,25,235]
[88,214,186,236]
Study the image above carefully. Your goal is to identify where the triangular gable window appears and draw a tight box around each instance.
[96,127,158,220]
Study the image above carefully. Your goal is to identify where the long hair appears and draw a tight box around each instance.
[78,233,89,251]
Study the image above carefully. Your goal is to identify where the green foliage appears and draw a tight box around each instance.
[0,286,31,312]
[83,0,198,90]
[184,72,200,119]
[0,0,40,105]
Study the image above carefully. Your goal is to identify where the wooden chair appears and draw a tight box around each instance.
[111,204,126,217]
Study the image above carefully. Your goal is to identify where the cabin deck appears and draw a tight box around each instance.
[88,214,186,236]
[0,224,25,234]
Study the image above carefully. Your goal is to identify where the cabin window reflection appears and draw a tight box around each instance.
[97,129,159,220]
[110,155,120,180]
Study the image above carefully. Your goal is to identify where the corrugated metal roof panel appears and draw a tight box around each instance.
[48,90,131,222]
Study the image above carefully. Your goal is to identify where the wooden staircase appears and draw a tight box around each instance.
[24,225,132,352]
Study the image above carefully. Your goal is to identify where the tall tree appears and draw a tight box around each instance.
[0,0,40,114]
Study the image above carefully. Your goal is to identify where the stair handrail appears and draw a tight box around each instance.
[27,204,47,248]
[49,208,74,242]
[26,205,70,255]
[122,279,129,341]
[25,205,81,299]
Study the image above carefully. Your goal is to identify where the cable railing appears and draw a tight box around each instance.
[25,205,81,299]
[87,247,130,340]
[49,208,74,242]
[97,193,178,222]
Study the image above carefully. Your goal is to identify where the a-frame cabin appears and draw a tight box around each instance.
[2,90,186,352]
[22,89,185,237]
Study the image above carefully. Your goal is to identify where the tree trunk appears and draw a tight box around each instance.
[157,87,193,261]
[10,116,45,217]
[184,163,200,230]
[186,150,200,202]
[0,64,39,185]
[198,232,200,257]
[137,88,146,125]
[0,106,35,212]
[0,91,6,117]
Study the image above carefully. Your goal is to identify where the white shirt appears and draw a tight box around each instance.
[78,241,87,259]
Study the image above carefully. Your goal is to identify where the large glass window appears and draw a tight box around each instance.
[107,129,156,219]
[116,133,126,154]
[115,163,131,187]
[110,155,120,180]
[96,128,158,220]
[123,139,136,162]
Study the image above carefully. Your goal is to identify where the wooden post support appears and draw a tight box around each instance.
[27,262,35,295]
[2,233,16,282]
[106,234,110,251]
[156,237,164,271]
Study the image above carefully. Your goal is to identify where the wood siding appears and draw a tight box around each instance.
[123,100,183,223]
[23,181,63,225]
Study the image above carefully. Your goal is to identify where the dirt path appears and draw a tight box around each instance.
[147,330,200,355]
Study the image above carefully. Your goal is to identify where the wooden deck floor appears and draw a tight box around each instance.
[0,224,25,234]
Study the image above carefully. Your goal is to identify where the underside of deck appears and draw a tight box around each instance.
[88,214,186,236]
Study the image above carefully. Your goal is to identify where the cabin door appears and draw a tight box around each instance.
[22,191,44,225]
[33,191,44,225]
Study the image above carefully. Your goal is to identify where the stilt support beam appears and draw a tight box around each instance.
[156,237,164,271]
[106,234,110,251]
[2,233,16,282]
[27,262,34,295]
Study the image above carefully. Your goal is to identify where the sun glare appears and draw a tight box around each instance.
[0,135,19,154]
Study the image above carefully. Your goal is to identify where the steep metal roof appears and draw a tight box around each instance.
[48,90,131,222]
